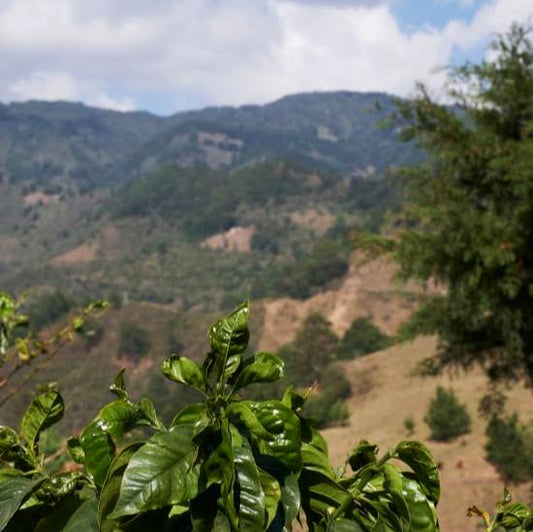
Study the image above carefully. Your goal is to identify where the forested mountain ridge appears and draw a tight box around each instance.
[0,91,419,187]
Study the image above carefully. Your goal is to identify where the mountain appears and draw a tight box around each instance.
[0,91,419,188]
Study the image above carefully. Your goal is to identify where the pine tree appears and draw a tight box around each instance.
[394,23,533,385]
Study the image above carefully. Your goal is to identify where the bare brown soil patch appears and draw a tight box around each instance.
[322,336,533,532]
[51,241,99,265]
[51,225,121,266]
[257,253,421,352]
[202,225,256,252]
[22,192,59,206]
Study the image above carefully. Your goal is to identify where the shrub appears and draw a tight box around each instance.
[0,301,442,531]
[485,414,533,482]
[424,386,471,441]
[404,417,416,436]
[283,313,339,387]
[338,317,392,359]
[117,320,151,360]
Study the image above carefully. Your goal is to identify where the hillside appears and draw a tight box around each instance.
[323,337,533,532]
[0,91,420,188]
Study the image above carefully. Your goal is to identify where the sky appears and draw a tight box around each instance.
[0,0,531,115]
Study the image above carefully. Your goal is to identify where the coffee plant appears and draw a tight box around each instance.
[0,301,523,531]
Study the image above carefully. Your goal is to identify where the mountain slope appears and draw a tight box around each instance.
[0,91,420,188]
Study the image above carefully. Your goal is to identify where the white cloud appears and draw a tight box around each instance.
[6,71,137,112]
[0,0,531,112]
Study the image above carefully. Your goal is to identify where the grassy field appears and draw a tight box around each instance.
[322,336,533,532]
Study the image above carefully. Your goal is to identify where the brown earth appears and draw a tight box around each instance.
[256,250,531,530]
[22,191,59,206]
[51,225,121,265]
[201,225,256,252]
[257,252,422,352]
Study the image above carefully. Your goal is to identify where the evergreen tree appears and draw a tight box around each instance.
[394,23,533,385]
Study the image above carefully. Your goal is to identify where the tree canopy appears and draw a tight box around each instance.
[394,23,533,385]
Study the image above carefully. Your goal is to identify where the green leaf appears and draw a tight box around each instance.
[67,437,85,464]
[224,354,242,379]
[226,402,274,441]
[234,441,265,532]
[98,443,143,531]
[279,473,300,531]
[0,476,43,531]
[299,469,352,525]
[109,369,128,401]
[170,403,211,434]
[249,400,302,473]
[36,472,85,501]
[281,387,307,412]
[209,301,250,380]
[19,391,64,453]
[162,356,205,392]
[98,400,140,438]
[63,498,99,532]
[402,476,439,531]
[232,353,284,392]
[80,420,115,487]
[382,464,410,525]
[137,397,164,429]
[34,494,86,532]
[347,440,378,472]
[394,441,440,504]
[258,470,281,529]
[0,427,18,454]
[110,424,198,518]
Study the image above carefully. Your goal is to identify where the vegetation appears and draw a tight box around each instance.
[338,317,392,359]
[0,302,441,531]
[117,321,151,361]
[392,24,533,385]
[485,413,533,482]
[424,387,471,441]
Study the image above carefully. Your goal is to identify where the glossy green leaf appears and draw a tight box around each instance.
[226,401,273,440]
[63,497,99,532]
[137,397,163,429]
[19,391,64,452]
[234,441,265,531]
[80,420,115,487]
[232,353,284,392]
[281,387,306,412]
[402,476,439,531]
[170,403,211,434]
[224,354,242,379]
[98,400,140,438]
[299,469,352,525]
[0,476,43,531]
[382,464,410,525]
[190,488,231,532]
[36,472,85,501]
[395,441,440,504]
[98,443,143,531]
[67,437,85,464]
[258,469,281,529]
[249,400,302,473]
[0,427,18,454]
[34,494,86,532]
[109,369,128,401]
[280,473,300,530]
[162,356,205,392]
[209,302,250,380]
[110,424,198,518]
[347,440,378,472]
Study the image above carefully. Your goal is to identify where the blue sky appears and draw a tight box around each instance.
[0,0,531,115]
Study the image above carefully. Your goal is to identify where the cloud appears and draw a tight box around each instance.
[6,71,136,112]
[0,0,531,113]
[276,0,389,7]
